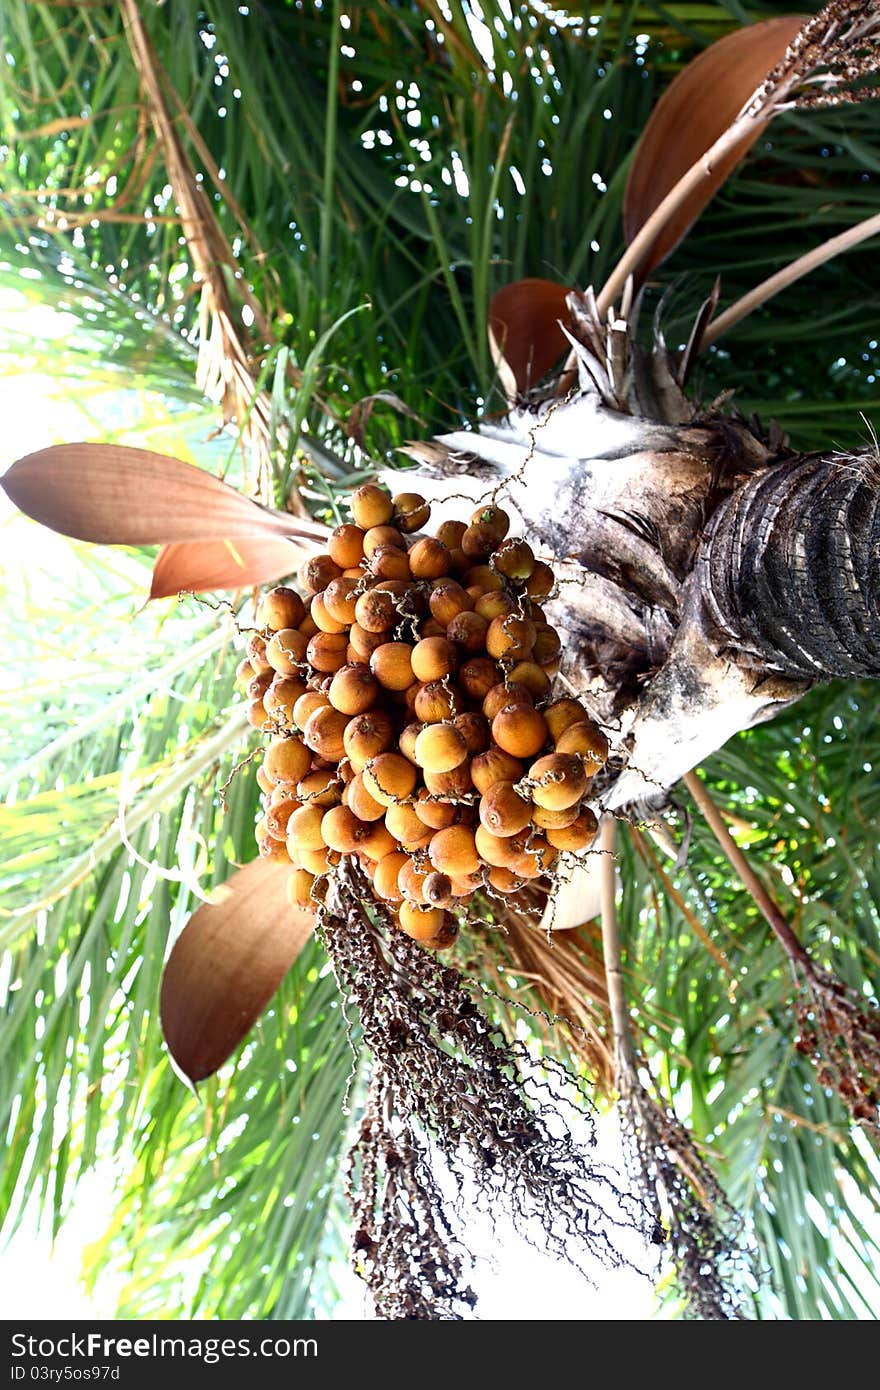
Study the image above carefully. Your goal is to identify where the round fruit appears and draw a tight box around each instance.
[525,561,555,599]
[393,492,431,533]
[359,822,398,862]
[363,525,406,558]
[505,660,551,700]
[532,625,562,666]
[544,698,589,742]
[342,709,395,768]
[351,483,394,530]
[411,636,457,683]
[482,681,532,721]
[297,768,340,808]
[246,670,273,702]
[307,631,348,673]
[322,576,360,626]
[398,901,447,940]
[264,797,300,840]
[373,851,408,901]
[298,845,336,875]
[303,705,350,762]
[491,704,549,758]
[545,807,599,852]
[328,663,379,716]
[475,590,514,623]
[385,801,434,851]
[363,753,418,806]
[453,711,490,755]
[348,622,385,661]
[528,752,587,810]
[531,801,580,830]
[246,698,269,729]
[414,724,468,775]
[293,690,330,730]
[486,615,536,661]
[462,564,503,592]
[321,805,374,854]
[554,720,610,772]
[263,675,308,724]
[423,763,473,800]
[487,866,525,893]
[369,545,412,582]
[422,916,460,949]
[479,781,532,838]
[413,787,458,829]
[286,868,316,909]
[299,553,342,594]
[435,519,467,550]
[414,680,460,723]
[328,523,366,569]
[247,632,271,673]
[423,871,454,907]
[264,736,311,787]
[399,859,430,904]
[354,587,397,634]
[470,504,510,540]
[492,538,534,580]
[474,823,513,869]
[258,586,305,631]
[370,642,415,692]
[346,771,387,822]
[429,579,472,625]
[457,657,497,701]
[446,610,489,654]
[408,537,450,580]
[428,825,479,877]
[470,747,524,794]
[287,804,326,855]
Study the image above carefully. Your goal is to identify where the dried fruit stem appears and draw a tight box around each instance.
[596,110,769,316]
[597,818,749,1317]
[683,769,809,968]
[701,211,880,347]
[598,816,638,1073]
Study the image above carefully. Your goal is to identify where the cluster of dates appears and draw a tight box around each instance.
[236,484,607,948]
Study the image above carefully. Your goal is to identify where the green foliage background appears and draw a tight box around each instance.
[1,0,879,1319]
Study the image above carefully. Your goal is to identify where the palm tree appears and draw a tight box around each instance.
[2,0,880,1319]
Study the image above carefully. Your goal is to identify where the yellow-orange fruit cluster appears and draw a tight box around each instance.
[237,485,608,949]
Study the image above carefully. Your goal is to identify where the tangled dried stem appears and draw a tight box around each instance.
[614,1055,752,1320]
[319,861,649,1320]
[795,962,880,1134]
[599,818,751,1319]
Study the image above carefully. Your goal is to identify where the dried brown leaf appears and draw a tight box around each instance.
[2,444,299,546]
[150,537,303,598]
[623,16,806,279]
[489,278,573,396]
[160,858,314,1083]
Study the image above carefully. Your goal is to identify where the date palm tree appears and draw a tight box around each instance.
[2,0,880,1319]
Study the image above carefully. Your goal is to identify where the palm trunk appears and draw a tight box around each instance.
[395,291,877,814]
